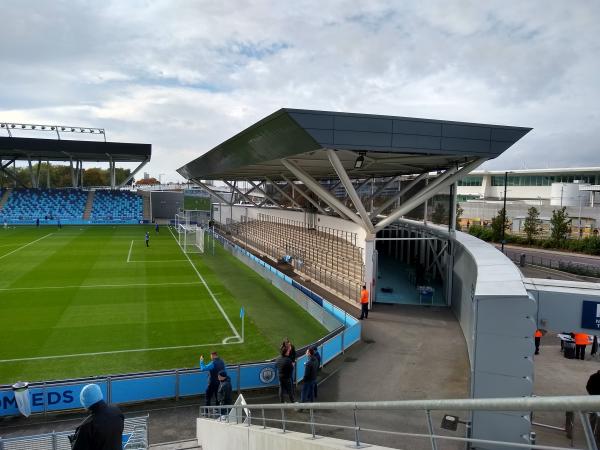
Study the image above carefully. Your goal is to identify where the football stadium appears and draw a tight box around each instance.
[2,108,600,450]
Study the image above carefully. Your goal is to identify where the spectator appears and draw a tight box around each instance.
[276,346,295,403]
[312,345,321,400]
[200,351,226,410]
[70,383,124,450]
[281,338,296,364]
[217,370,232,418]
[300,348,319,404]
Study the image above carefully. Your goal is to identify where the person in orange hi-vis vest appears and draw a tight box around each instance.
[574,332,590,360]
[359,285,369,320]
[534,329,543,355]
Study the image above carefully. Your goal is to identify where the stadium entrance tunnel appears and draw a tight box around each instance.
[375,223,449,306]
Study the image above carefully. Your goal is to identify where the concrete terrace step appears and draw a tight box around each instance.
[83,190,95,220]
[149,438,201,449]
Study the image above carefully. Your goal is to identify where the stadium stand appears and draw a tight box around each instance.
[89,189,143,224]
[223,213,364,301]
[0,189,87,224]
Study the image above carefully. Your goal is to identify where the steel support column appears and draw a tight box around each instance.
[370,172,429,218]
[191,180,232,205]
[264,177,304,210]
[248,180,286,208]
[0,159,25,187]
[375,158,487,232]
[117,158,149,189]
[326,149,375,233]
[280,174,326,214]
[281,159,364,229]
[224,180,258,206]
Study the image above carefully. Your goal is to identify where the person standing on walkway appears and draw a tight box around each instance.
[276,346,295,403]
[312,345,321,400]
[359,285,369,320]
[217,370,232,417]
[145,231,150,247]
[534,329,543,355]
[70,383,124,450]
[300,348,318,404]
[575,332,590,360]
[200,351,226,409]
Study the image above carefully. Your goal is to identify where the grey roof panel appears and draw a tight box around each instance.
[177,108,531,181]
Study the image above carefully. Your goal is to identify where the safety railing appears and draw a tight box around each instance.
[199,396,600,450]
[503,249,600,279]
[0,415,149,450]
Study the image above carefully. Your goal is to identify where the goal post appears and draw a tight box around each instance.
[174,210,206,254]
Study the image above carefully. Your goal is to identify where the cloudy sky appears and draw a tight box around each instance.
[1,1,599,182]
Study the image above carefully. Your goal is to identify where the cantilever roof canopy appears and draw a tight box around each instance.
[177,108,531,181]
[0,136,151,162]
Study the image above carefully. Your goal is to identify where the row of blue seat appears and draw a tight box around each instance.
[0,189,143,223]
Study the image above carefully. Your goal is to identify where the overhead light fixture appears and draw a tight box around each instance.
[71,128,75,132]
[354,152,366,169]
[21,125,26,129]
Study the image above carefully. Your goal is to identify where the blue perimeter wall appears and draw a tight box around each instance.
[0,233,361,417]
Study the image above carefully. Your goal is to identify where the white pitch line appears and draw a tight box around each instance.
[168,226,241,340]
[128,260,188,263]
[0,233,54,261]
[0,340,242,364]
[127,239,133,262]
[0,281,203,292]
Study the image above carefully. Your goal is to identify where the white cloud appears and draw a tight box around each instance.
[0,1,599,180]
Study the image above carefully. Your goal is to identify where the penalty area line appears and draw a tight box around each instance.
[0,233,54,261]
[168,226,241,341]
[0,339,242,364]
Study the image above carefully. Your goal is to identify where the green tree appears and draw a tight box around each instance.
[523,206,542,244]
[490,208,509,242]
[550,207,571,243]
[456,202,464,231]
[431,202,447,224]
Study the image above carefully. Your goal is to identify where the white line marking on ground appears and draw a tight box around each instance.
[0,340,242,364]
[127,239,133,262]
[168,226,241,341]
[0,233,54,261]
[128,260,188,263]
[0,281,203,292]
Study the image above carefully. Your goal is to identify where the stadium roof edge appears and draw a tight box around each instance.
[177,108,531,181]
[0,136,151,163]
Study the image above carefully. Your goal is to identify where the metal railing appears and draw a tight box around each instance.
[199,396,600,450]
[503,249,600,279]
[0,415,149,450]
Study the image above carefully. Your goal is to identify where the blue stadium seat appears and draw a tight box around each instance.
[0,189,87,224]
[90,190,143,224]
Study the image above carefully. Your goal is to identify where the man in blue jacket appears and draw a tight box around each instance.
[200,351,226,410]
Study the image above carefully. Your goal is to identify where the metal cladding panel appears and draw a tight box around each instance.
[304,128,334,145]
[442,137,491,153]
[391,134,441,150]
[471,411,531,449]
[286,111,335,129]
[443,123,491,140]
[472,370,533,398]
[393,119,442,136]
[334,115,393,133]
[333,130,392,147]
[491,127,530,142]
[474,333,534,377]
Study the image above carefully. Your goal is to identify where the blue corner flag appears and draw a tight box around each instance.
[240,307,245,318]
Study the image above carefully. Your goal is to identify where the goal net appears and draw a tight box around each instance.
[175,210,205,254]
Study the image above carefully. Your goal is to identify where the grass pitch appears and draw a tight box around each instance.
[0,225,326,384]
